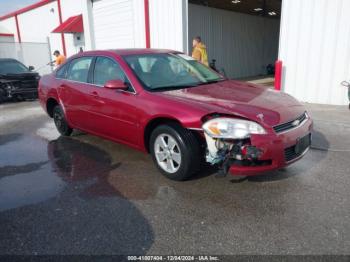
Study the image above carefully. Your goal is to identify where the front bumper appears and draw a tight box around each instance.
[11,87,38,96]
[229,118,313,176]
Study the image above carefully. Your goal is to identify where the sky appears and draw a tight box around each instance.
[0,0,38,16]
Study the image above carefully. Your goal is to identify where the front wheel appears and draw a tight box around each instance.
[53,105,73,136]
[150,123,201,181]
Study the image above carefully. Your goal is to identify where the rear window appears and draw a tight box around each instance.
[66,57,93,83]
[56,64,68,79]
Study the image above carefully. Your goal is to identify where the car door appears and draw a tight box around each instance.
[87,56,141,146]
[59,56,96,131]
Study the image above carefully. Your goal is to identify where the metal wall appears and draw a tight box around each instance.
[188,4,280,79]
[279,0,350,105]
[92,0,145,49]
[149,0,188,52]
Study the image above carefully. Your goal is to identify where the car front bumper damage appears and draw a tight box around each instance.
[200,118,313,177]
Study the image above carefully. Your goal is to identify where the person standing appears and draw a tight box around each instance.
[192,36,209,66]
[52,50,66,67]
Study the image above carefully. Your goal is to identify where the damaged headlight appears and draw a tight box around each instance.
[202,118,266,139]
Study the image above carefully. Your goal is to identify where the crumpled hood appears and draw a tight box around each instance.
[1,72,39,81]
[157,80,305,127]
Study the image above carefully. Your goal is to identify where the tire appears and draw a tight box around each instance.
[150,123,201,181]
[53,105,73,136]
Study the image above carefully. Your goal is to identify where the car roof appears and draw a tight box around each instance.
[80,48,178,57]
[0,58,21,62]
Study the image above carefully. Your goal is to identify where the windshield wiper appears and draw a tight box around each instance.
[150,84,201,92]
[205,78,226,84]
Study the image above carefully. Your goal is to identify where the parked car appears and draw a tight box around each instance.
[38,49,313,181]
[0,58,40,103]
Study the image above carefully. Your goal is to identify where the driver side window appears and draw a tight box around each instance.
[93,57,128,87]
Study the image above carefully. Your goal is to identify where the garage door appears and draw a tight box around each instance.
[92,0,135,49]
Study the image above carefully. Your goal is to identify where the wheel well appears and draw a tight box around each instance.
[144,118,183,153]
[46,98,58,118]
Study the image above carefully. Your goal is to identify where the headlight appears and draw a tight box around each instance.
[202,118,266,139]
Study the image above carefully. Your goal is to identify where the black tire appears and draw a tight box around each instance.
[150,123,201,181]
[0,88,6,104]
[53,105,73,136]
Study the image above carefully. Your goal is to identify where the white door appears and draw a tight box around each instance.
[92,0,135,49]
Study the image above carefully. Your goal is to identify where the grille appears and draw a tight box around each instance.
[284,134,311,162]
[273,112,307,134]
[20,80,38,89]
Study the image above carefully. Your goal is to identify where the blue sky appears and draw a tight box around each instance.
[0,0,38,16]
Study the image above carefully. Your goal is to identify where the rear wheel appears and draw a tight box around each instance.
[53,105,73,136]
[150,123,200,181]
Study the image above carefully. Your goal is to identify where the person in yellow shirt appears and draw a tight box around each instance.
[191,36,209,66]
[52,50,66,67]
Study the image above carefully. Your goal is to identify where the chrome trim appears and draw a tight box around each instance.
[56,78,137,95]
[55,55,137,95]
[188,127,203,131]
[275,113,309,135]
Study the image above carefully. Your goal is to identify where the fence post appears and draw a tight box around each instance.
[47,37,53,73]
[275,60,283,91]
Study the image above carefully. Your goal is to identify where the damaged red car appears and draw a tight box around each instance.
[38,49,313,181]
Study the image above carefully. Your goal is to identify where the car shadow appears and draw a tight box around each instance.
[0,133,22,146]
[0,135,155,255]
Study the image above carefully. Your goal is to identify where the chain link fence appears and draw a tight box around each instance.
[0,40,53,75]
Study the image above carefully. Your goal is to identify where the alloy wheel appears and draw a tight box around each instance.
[154,134,182,174]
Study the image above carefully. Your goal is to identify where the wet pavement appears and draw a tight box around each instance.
[0,101,349,255]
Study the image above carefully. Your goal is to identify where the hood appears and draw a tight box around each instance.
[157,80,305,127]
[1,72,40,81]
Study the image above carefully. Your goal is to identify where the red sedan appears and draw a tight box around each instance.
[38,49,313,181]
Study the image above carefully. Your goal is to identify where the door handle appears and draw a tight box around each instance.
[91,91,99,97]
[90,91,105,104]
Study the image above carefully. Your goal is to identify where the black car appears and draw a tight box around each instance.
[0,58,40,103]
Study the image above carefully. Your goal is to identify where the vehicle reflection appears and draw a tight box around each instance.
[47,136,163,200]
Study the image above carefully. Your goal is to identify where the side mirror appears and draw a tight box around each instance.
[341,81,350,87]
[104,79,128,90]
[28,66,35,71]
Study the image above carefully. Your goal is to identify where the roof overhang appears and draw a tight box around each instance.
[189,0,282,19]
[52,14,84,34]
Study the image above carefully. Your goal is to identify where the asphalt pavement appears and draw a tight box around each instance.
[0,101,349,256]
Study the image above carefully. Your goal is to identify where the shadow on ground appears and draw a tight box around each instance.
[0,135,155,255]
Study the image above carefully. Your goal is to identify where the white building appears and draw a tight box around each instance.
[0,0,349,105]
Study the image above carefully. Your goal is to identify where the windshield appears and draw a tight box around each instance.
[0,60,29,75]
[123,53,224,91]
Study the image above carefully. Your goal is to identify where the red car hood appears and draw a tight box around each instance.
[158,80,305,127]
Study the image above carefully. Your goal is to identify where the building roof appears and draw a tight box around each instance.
[0,33,14,37]
[0,0,56,21]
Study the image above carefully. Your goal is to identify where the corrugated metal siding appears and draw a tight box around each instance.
[279,0,350,105]
[92,0,145,49]
[188,4,280,79]
[149,0,187,52]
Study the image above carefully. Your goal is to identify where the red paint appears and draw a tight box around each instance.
[0,0,55,21]
[15,15,21,43]
[38,49,312,177]
[52,14,84,33]
[0,33,14,37]
[144,0,151,48]
[275,60,283,91]
[57,0,67,56]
